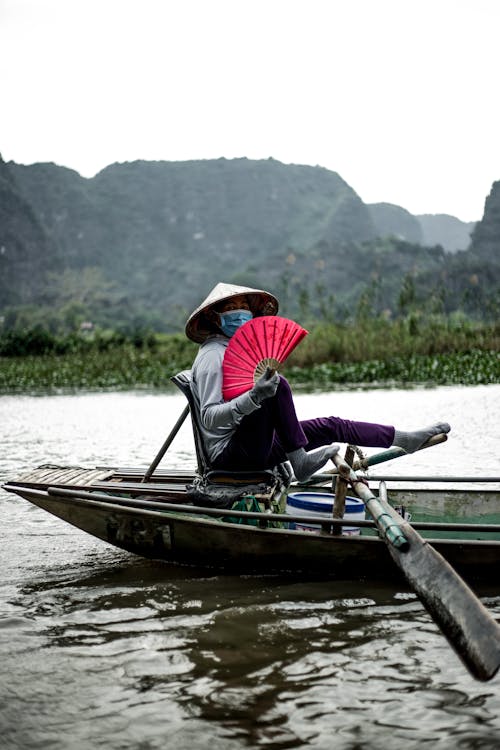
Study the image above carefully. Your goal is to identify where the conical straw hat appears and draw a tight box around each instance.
[185,282,279,343]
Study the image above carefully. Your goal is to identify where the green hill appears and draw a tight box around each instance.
[1,155,497,331]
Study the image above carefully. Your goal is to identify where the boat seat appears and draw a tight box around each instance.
[171,370,291,508]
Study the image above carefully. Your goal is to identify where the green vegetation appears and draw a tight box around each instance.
[1,318,498,393]
[0,329,197,391]
[287,350,499,389]
[286,314,500,366]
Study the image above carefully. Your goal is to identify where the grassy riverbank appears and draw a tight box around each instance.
[1,319,499,392]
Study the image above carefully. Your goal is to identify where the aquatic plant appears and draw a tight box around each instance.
[0,317,498,393]
[0,346,498,393]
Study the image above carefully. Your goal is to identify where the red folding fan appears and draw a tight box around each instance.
[222,316,308,400]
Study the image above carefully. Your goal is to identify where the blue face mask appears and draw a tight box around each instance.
[219,309,253,338]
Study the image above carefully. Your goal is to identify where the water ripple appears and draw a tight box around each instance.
[2,387,500,749]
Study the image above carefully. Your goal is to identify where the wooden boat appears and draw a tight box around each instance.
[4,461,500,584]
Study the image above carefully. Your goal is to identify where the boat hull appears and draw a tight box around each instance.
[10,486,500,584]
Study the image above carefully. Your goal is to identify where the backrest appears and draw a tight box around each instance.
[170,370,209,474]
[171,370,293,489]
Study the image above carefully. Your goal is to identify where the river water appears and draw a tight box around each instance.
[1,384,499,749]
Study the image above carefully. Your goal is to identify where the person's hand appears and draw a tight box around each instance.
[249,367,280,405]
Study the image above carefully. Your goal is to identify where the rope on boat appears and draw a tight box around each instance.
[349,444,367,464]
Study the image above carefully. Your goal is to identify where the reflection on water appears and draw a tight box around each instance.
[3,559,500,750]
[1,385,500,749]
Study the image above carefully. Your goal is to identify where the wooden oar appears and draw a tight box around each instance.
[352,432,448,471]
[304,433,448,485]
[332,453,500,681]
[142,404,190,483]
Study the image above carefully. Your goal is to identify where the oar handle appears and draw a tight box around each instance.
[353,432,448,470]
[304,433,449,486]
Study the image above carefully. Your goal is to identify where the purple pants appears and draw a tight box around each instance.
[213,377,395,471]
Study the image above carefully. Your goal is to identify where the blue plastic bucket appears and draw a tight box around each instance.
[286,492,365,535]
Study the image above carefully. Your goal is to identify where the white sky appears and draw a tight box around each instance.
[1,0,499,222]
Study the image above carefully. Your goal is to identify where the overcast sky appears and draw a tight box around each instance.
[1,0,498,222]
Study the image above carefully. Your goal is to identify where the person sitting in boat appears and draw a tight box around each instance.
[185,282,450,481]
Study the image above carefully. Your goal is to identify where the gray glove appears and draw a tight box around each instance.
[249,367,280,405]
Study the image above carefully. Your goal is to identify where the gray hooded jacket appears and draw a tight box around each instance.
[191,335,260,462]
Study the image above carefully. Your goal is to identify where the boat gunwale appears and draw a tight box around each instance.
[5,484,500,541]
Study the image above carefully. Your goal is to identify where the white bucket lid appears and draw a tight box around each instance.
[287,493,364,514]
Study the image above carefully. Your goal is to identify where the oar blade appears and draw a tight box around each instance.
[370,480,500,683]
[387,520,500,681]
[340,460,500,682]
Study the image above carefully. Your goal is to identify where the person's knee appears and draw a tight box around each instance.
[277,375,292,397]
